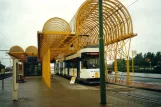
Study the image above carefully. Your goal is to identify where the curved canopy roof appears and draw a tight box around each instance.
[43,17,71,33]
[38,0,136,60]
[9,46,24,53]
[25,46,38,56]
[70,0,136,47]
[8,46,26,61]
[38,17,76,59]
[8,46,38,61]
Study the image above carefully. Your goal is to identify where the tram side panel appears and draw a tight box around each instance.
[64,67,68,76]
[69,68,77,77]
[80,61,100,78]
[64,62,69,77]
[80,69,100,78]
[56,48,100,83]
[62,62,65,76]
[59,62,63,76]
[68,60,77,78]
[54,62,59,74]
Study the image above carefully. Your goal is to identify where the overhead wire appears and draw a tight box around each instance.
[0,31,14,49]
[0,31,13,67]
[127,0,139,8]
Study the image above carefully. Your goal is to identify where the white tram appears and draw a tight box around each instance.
[54,47,100,83]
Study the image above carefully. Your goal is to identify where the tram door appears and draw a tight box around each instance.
[77,60,80,78]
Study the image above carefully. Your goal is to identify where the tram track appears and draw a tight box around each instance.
[93,84,161,106]
[105,87,161,107]
[115,91,161,104]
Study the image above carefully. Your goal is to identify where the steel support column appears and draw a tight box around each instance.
[126,57,130,85]
[132,50,136,84]
[114,59,118,83]
[105,58,108,82]
[12,58,18,101]
[98,0,106,104]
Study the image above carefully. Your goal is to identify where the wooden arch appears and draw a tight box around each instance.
[70,0,135,47]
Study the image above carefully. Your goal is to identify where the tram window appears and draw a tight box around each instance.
[67,61,77,68]
[81,56,99,69]
[60,62,63,71]
[64,62,68,68]
[82,61,88,69]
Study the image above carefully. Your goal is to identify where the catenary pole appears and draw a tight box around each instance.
[98,0,106,104]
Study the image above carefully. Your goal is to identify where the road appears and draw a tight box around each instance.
[108,74,161,85]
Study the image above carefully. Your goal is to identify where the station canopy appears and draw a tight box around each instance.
[8,46,38,61]
[38,17,77,60]
[38,0,136,61]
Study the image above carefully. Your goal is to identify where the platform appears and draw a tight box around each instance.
[0,75,161,107]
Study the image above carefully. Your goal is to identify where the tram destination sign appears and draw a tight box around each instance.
[86,52,99,55]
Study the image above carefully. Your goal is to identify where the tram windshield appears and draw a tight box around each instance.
[81,52,99,69]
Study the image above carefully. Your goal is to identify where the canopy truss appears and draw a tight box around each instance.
[38,17,79,60]
[39,0,136,61]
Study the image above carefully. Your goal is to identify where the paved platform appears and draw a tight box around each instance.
[0,75,160,107]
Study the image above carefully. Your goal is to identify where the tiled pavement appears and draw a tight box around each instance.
[0,76,160,107]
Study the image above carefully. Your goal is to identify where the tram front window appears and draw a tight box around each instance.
[82,56,99,69]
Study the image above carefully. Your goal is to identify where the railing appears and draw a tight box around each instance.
[107,74,125,84]
[0,72,12,80]
[0,72,12,90]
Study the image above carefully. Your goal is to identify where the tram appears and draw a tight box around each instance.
[55,47,100,83]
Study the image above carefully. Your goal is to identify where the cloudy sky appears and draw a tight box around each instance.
[0,0,161,66]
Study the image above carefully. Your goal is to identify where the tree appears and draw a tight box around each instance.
[154,52,161,66]
[134,53,144,66]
